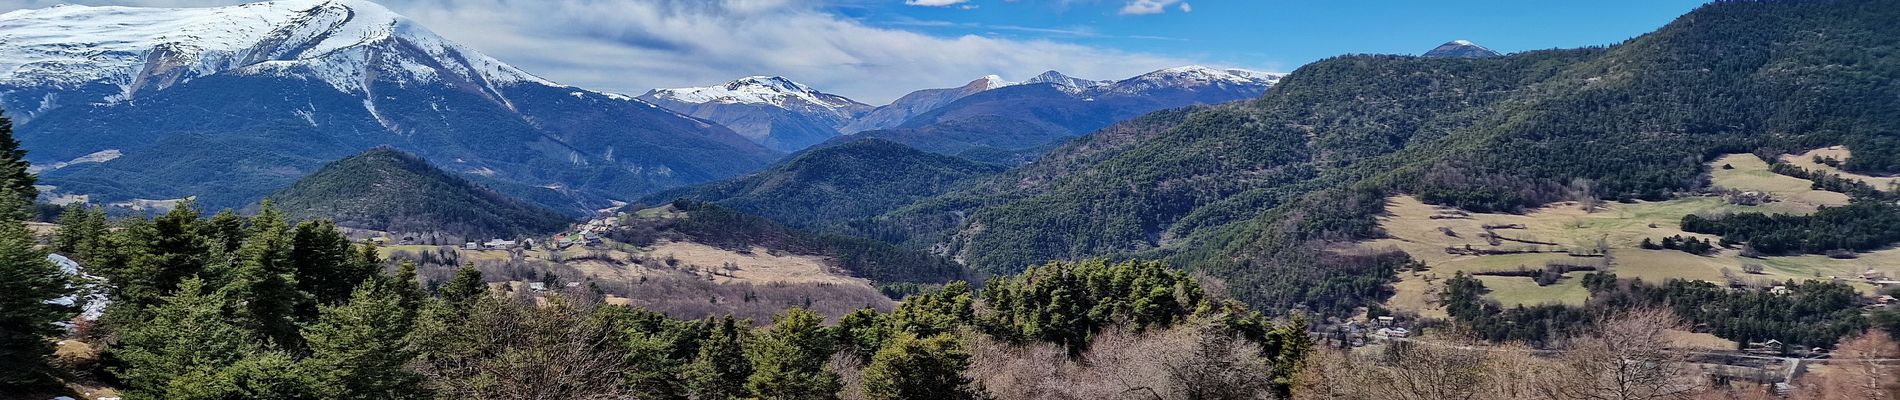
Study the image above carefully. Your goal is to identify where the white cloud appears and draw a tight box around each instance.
[1118,0,1185,15]
[0,0,1199,104]
[1178,2,1190,13]
[904,0,968,6]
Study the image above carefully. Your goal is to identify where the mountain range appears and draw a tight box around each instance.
[833,67,1281,164]
[0,0,777,212]
[645,67,1282,164]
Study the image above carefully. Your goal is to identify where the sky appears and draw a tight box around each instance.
[0,0,1709,104]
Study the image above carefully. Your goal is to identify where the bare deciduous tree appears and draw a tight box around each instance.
[1536,308,1702,400]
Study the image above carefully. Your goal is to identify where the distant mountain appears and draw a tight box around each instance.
[836,66,1282,162]
[640,76,871,152]
[268,147,572,240]
[1022,70,1113,92]
[841,75,1013,134]
[1422,40,1501,58]
[0,0,779,211]
[641,138,1003,230]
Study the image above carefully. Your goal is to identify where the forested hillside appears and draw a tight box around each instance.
[641,139,1003,231]
[867,0,1900,315]
[267,148,573,241]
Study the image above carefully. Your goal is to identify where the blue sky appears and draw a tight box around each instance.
[0,0,1710,103]
[849,0,1708,73]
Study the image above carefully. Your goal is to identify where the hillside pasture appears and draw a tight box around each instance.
[1371,153,1892,318]
[1781,146,1900,192]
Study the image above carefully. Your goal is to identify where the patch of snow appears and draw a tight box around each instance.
[47,254,108,324]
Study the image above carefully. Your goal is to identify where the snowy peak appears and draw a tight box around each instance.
[1025,70,1110,92]
[1102,65,1283,96]
[0,0,553,107]
[964,75,1015,91]
[643,76,868,113]
[1422,39,1501,58]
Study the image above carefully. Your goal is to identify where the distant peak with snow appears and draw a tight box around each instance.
[1422,39,1501,58]
[643,76,868,112]
[1025,70,1111,91]
[1099,65,1284,96]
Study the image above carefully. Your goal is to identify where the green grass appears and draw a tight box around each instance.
[1476,274,1591,307]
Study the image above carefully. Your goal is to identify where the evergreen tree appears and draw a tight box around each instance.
[297,281,425,399]
[53,204,111,263]
[861,333,974,400]
[109,202,210,313]
[833,308,889,363]
[290,220,368,313]
[212,351,318,400]
[438,264,485,312]
[114,278,261,400]
[0,112,36,204]
[684,315,752,400]
[389,260,425,313]
[744,308,840,400]
[200,209,248,255]
[0,194,71,388]
[226,202,307,350]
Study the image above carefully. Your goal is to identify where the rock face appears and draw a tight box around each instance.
[0,0,779,211]
[1422,39,1502,58]
[640,76,873,152]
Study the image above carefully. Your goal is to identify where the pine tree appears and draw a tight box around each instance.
[290,220,368,313]
[438,264,484,312]
[389,261,424,314]
[0,194,71,388]
[110,202,210,312]
[861,333,974,400]
[0,112,36,204]
[53,204,110,264]
[684,315,752,400]
[114,278,261,399]
[201,209,248,254]
[745,308,840,400]
[297,281,425,399]
[226,201,307,350]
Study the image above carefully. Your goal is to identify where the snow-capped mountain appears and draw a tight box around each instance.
[1023,70,1111,93]
[639,76,871,152]
[842,75,1014,134]
[1421,39,1501,58]
[1097,66,1282,97]
[0,0,777,211]
[0,0,546,118]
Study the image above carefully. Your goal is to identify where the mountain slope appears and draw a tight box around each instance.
[642,138,1003,230]
[640,76,872,152]
[872,0,1900,315]
[268,147,572,240]
[0,0,778,211]
[838,66,1281,162]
